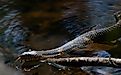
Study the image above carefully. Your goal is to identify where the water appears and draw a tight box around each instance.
[0,0,121,75]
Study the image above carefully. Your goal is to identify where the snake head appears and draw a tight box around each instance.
[15,51,41,63]
[16,50,59,62]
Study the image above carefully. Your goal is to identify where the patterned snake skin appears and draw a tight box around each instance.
[21,12,121,57]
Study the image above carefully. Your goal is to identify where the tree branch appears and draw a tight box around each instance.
[41,57,121,68]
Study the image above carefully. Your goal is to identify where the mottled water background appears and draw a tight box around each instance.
[0,0,121,75]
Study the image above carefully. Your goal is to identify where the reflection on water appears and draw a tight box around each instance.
[0,0,121,75]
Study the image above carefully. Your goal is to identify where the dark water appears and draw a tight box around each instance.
[0,0,121,75]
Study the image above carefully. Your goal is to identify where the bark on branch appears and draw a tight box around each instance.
[41,57,121,68]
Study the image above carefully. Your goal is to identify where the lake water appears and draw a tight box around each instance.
[0,0,121,75]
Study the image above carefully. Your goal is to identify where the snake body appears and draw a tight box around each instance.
[22,17,121,56]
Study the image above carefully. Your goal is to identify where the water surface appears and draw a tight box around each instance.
[0,0,121,75]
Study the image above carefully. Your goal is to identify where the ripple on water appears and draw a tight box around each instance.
[0,0,121,75]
